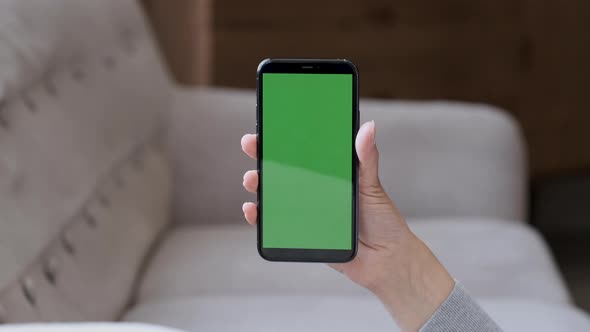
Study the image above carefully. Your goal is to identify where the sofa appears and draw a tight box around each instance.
[0,1,588,331]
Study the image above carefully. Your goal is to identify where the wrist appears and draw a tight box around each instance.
[369,231,455,332]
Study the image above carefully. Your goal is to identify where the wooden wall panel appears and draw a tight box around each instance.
[386,26,525,104]
[213,0,525,105]
[143,0,590,177]
[213,28,395,97]
[214,0,391,28]
[391,0,525,25]
[142,0,212,85]
[518,0,590,177]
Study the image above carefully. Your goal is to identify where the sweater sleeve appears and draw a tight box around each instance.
[419,283,503,332]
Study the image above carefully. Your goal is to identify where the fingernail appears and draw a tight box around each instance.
[370,120,376,145]
[242,202,248,213]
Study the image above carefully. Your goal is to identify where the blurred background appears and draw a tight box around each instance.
[141,0,589,310]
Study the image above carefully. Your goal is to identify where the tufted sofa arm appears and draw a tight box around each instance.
[0,0,172,323]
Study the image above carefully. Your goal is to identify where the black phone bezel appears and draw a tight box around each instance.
[256,58,359,263]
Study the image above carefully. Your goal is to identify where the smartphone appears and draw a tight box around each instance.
[256,58,359,262]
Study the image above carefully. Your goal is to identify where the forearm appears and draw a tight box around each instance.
[368,232,455,331]
[369,232,502,332]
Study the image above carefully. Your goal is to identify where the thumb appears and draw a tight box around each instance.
[356,120,381,192]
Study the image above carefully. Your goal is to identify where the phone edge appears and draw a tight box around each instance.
[255,58,359,263]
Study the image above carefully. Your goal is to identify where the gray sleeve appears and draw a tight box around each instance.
[419,283,503,332]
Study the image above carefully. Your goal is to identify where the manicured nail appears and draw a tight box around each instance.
[242,202,248,213]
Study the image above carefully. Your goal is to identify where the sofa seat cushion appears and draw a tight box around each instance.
[410,218,570,304]
[135,219,569,306]
[0,323,184,332]
[124,295,590,332]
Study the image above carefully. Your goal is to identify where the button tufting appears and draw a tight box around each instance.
[45,79,58,97]
[114,172,125,188]
[72,68,85,82]
[84,211,98,228]
[98,193,111,208]
[23,96,37,112]
[43,256,58,285]
[21,278,36,307]
[132,146,147,169]
[61,230,75,256]
[102,56,116,70]
[0,100,8,129]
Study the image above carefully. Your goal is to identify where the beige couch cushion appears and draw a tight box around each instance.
[125,295,590,332]
[126,222,583,332]
[134,220,569,305]
[0,323,185,332]
[0,0,172,323]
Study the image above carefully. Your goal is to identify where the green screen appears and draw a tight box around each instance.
[262,73,352,250]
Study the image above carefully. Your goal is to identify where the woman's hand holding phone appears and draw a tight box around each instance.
[241,120,455,332]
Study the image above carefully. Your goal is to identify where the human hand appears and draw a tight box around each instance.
[241,121,454,332]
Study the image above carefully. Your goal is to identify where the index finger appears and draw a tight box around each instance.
[241,134,257,160]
